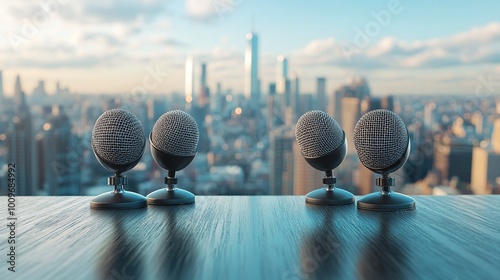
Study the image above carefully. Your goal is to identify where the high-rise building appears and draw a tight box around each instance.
[7,75,37,195]
[424,103,436,129]
[329,87,343,124]
[471,144,500,194]
[56,81,61,96]
[316,77,326,112]
[289,74,300,125]
[199,63,209,106]
[245,33,260,109]
[356,162,374,194]
[330,78,371,154]
[471,119,500,194]
[185,56,194,106]
[276,55,288,95]
[269,127,294,195]
[33,80,47,97]
[434,136,473,186]
[0,70,4,101]
[342,97,361,155]
[213,82,223,113]
[292,141,322,195]
[38,106,81,195]
[491,119,500,153]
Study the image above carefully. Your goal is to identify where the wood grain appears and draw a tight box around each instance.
[1,196,500,280]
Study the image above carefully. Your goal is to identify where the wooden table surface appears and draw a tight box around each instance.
[1,196,499,280]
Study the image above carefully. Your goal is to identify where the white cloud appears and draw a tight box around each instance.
[185,0,241,21]
[291,22,500,70]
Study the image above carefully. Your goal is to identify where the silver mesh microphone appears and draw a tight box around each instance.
[147,110,199,206]
[92,109,145,166]
[296,110,344,158]
[151,110,199,157]
[294,110,354,206]
[353,109,408,171]
[90,109,147,210]
[353,109,415,211]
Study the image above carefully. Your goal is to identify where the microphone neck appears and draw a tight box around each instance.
[376,173,395,195]
[108,174,127,193]
[165,170,177,191]
[323,170,336,191]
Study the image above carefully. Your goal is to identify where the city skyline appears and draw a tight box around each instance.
[0,1,499,96]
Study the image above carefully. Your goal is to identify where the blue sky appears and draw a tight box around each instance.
[0,0,499,96]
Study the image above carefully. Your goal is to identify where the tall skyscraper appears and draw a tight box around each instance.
[292,141,322,195]
[330,78,371,154]
[471,119,500,194]
[492,119,500,153]
[245,33,260,109]
[471,144,500,194]
[0,70,4,101]
[269,127,294,195]
[56,81,61,96]
[33,80,47,97]
[199,63,209,106]
[316,77,326,112]
[185,56,194,105]
[38,107,81,195]
[276,55,288,95]
[342,97,361,155]
[329,87,344,125]
[434,136,473,186]
[7,75,37,195]
[289,74,300,125]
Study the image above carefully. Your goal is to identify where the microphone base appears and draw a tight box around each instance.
[357,191,416,211]
[90,191,147,210]
[305,188,355,205]
[147,188,195,205]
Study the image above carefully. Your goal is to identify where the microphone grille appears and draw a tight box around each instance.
[353,109,408,170]
[295,110,344,158]
[151,110,199,157]
[92,109,145,165]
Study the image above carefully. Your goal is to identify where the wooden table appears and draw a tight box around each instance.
[1,196,499,280]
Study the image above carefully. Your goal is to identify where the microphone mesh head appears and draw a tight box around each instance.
[151,110,199,157]
[92,109,145,165]
[295,110,344,158]
[353,109,408,170]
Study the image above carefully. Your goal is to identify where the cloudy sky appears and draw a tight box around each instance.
[0,0,499,96]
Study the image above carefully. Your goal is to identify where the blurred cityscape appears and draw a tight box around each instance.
[1,32,499,197]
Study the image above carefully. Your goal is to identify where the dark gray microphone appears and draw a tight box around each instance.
[90,109,147,210]
[147,110,199,205]
[353,109,415,211]
[295,110,354,205]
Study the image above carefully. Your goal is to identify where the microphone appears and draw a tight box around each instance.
[353,109,415,211]
[295,110,354,205]
[147,110,199,205]
[90,109,147,209]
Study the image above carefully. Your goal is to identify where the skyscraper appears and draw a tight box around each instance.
[245,33,260,109]
[293,141,322,195]
[316,77,326,112]
[471,144,500,194]
[276,55,289,96]
[185,56,194,105]
[471,119,500,194]
[0,70,4,101]
[7,75,37,195]
[269,127,294,195]
[434,136,473,186]
[33,80,47,97]
[342,97,361,155]
[38,106,81,195]
[289,74,300,125]
[199,63,209,106]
